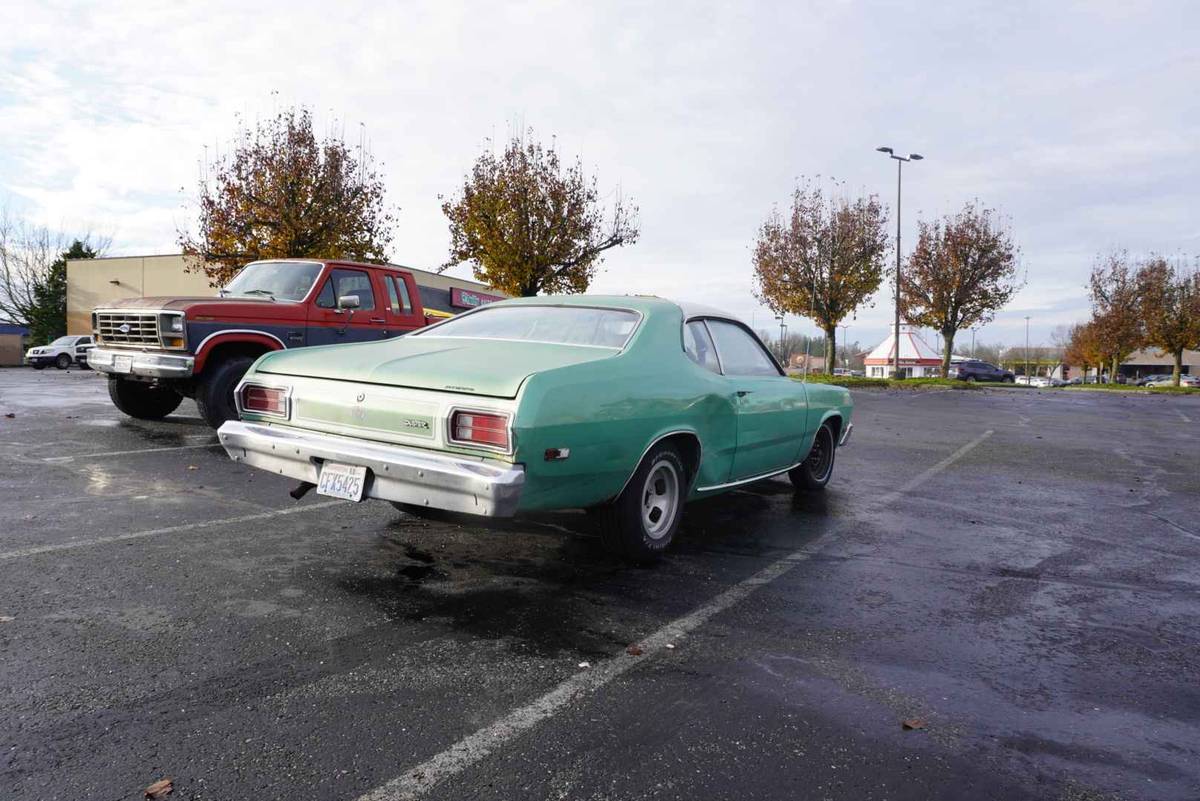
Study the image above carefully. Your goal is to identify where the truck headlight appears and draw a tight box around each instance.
[158,312,186,348]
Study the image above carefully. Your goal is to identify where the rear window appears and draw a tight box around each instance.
[418,305,639,349]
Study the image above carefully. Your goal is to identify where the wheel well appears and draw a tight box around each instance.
[822,415,843,444]
[657,432,702,486]
[199,341,273,375]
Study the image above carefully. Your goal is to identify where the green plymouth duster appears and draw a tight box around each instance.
[218,295,853,561]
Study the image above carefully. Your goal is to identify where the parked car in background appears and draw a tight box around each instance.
[88,259,473,428]
[1022,375,1054,388]
[218,296,854,562]
[1136,374,1172,386]
[24,335,92,370]
[1146,375,1199,387]
[951,359,1015,383]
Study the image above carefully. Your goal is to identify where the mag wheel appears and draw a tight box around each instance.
[789,422,836,491]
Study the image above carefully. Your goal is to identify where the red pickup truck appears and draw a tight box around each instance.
[88,259,474,428]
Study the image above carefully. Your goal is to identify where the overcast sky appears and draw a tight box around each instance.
[3,0,1197,349]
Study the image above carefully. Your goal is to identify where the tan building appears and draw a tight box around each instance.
[66,254,503,335]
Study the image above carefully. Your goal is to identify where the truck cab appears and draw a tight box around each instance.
[89,259,448,427]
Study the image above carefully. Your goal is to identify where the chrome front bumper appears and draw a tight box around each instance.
[217,420,525,517]
[838,422,853,447]
[88,346,195,378]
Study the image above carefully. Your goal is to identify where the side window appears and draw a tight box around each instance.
[315,268,375,310]
[706,319,781,377]
[386,275,413,315]
[683,320,721,374]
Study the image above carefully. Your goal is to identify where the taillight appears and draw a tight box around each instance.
[449,410,510,451]
[242,385,288,417]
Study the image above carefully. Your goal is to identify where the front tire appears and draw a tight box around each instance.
[196,355,255,429]
[597,444,687,563]
[55,353,71,370]
[108,377,183,420]
[790,422,836,491]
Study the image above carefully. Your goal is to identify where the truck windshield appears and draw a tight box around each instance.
[417,305,639,349]
[222,261,322,301]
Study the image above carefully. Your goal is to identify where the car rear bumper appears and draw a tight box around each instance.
[217,420,525,517]
[88,347,195,378]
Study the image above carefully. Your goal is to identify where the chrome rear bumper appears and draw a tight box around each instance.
[217,420,525,517]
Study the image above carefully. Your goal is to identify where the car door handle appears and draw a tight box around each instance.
[369,317,385,323]
[736,390,753,397]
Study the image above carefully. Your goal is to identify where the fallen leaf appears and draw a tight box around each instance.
[902,718,926,730]
[3,413,14,418]
[145,778,173,798]
[665,643,676,650]
[577,662,590,669]
[626,645,644,656]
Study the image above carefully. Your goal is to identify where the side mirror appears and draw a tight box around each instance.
[336,294,361,311]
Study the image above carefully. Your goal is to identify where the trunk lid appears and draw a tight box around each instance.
[255,335,617,398]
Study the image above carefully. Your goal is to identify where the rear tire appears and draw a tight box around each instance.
[597,443,687,563]
[790,422,836,491]
[108,377,183,420]
[55,353,71,370]
[196,355,255,429]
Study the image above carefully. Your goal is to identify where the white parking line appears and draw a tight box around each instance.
[356,430,995,801]
[0,500,345,561]
[43,442,222,462]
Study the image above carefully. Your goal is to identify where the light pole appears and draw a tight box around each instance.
[971,327,978,359]
[877,146,923,378]
[840,324,849,369]
[1024,316,1031,382]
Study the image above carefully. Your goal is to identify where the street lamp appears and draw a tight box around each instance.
[877,146,923,377]
[840,324,849,368]
[971,326,978,359]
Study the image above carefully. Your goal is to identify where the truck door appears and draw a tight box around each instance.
[306,266,389,346]
[382,272,425,337]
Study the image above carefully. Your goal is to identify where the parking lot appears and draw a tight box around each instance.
[1,367,1198,800]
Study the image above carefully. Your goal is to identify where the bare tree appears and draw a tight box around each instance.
[900,202,1022,377]
[0,210,108,335]
[752,178,889,373]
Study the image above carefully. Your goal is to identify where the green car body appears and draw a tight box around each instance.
[219,295,852,547]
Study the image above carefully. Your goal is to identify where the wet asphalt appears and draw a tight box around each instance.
[0,367,1198,801]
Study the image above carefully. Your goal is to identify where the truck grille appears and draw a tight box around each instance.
[96,312,160,346]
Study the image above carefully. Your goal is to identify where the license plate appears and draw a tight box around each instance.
[316,461,368,501]
[112,355,132,374]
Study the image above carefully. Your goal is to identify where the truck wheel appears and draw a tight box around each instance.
[108,377,183,420]
[596,443,686,563]
[789,422,836,491]
[196,355,255,429]
[55,353,71,370]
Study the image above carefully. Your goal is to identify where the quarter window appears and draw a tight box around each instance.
[705,319,781,377]
[386,275,413,315]
[315,268,376,310]
[683,320,721,374]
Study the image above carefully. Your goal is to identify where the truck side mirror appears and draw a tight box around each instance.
[336,295,361,312]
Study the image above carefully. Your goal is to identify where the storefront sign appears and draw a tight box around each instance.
[450,287,505,309]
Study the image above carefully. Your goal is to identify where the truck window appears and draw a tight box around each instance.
[385,275,413,315]
[315,268,376,310]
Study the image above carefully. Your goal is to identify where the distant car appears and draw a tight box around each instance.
[24,335,92,370]
[1146,375,1200,388]
[1026,376,1053,388]
[952,360,1015,383]
[832,367,852,376]
[1136,374,1171,386]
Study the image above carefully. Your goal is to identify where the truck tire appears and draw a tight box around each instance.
[108,377,183,420]
[55,353,71,370]
[596,442,686,563]
[196,355,255,429]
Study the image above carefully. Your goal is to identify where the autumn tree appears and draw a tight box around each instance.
[899,202,1022,377]
[1136,256,1200,386]
[0,210,105,341]
[1088,250,1144,382]
[752,179,889,372]
[441,130,639,296]
[179,107,395,286]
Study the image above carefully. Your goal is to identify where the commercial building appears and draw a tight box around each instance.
[0,323,30,366]
[65,254,503,336]
[864,326,943,378]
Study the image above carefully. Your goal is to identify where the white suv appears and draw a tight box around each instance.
[25,335,93,370]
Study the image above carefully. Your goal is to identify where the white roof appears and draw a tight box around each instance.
[865,326,942,364]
